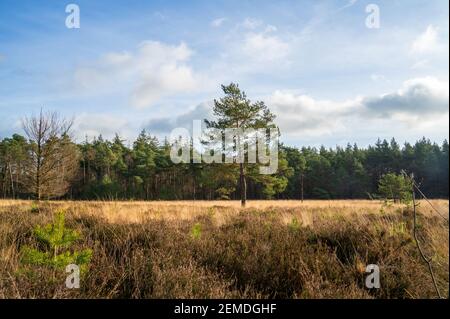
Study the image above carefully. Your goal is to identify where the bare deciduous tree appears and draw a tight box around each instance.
[22,110,79,200]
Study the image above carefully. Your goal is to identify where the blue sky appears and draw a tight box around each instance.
[0,0,448,147]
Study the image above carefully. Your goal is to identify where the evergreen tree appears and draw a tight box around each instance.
[205,83,279,206]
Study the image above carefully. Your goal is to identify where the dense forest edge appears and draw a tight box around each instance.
[1,131,448,201]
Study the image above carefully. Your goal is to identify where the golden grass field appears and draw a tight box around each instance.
[0,199,448,298]
[1,199,448,224]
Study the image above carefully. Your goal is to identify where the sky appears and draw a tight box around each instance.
[0,0,448,148]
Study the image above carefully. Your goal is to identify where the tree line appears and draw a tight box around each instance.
[1,126,448,201]
[0,84,448,202]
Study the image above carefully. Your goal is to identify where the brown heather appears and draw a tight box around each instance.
[0,199,448,299]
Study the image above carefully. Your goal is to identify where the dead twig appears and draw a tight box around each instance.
[411,174,443,299]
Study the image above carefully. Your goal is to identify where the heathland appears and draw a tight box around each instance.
[0,199,448,299]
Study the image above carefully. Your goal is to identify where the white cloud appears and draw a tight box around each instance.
[411,25,439,54]
[131,41,198,108]
[143,102,213,134]
[241,18,263,30]
[73,41,199,108]
[211,17,227,28]
[73,113,133,141]
[268,91,359,137]
[267,77,449,138]
[363,77,449,116]
[213,18,293,73]
[242,32,290,62]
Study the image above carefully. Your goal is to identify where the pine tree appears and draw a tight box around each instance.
[205,83,278,206]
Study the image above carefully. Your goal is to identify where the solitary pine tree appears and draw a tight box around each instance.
[205,83,278,207]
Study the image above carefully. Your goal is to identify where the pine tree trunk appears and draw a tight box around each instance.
[240,163,246,207]
[300,173,304,203]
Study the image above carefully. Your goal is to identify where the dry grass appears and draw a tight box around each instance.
[0,199,448,299]
[2,199,447,224]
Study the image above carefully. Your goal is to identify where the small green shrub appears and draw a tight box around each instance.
[20,210,92,274]
[288,217,301,231]
[30,202,40,213]
[191,223,202,239]
[378,173,413,205]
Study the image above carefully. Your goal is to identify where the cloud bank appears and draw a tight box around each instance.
[74,41,200,108]
[139,77,448,142]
